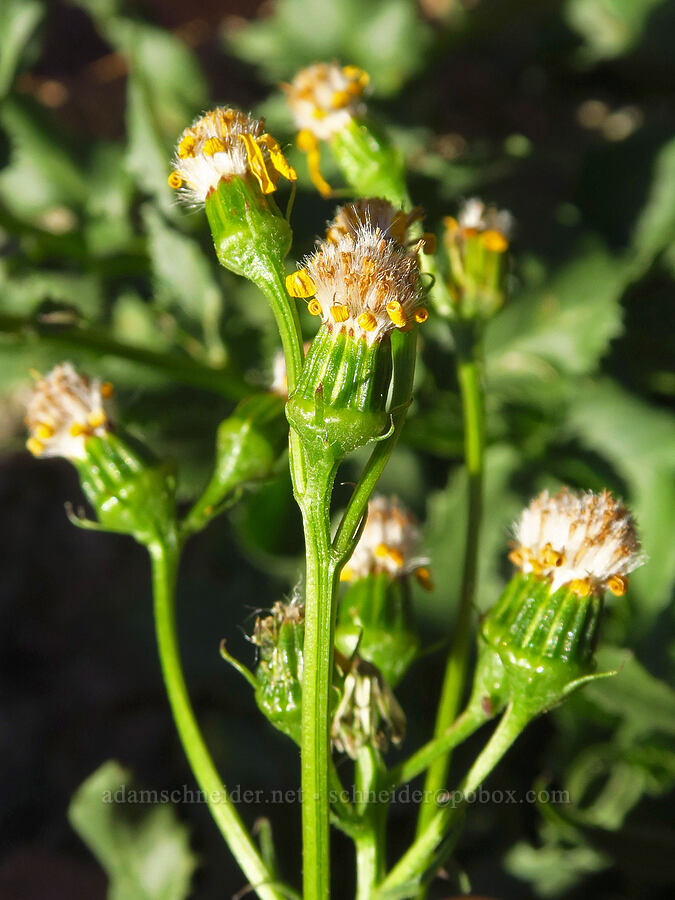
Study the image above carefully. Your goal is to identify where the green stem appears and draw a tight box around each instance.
[376,703,526,896]
[354,747,387,900]
[416,325,485,841]
[0,312,249,400]
[149,537,284,900]
[295,456,339,900]
[253,256,304,395]
[388,704,488,789]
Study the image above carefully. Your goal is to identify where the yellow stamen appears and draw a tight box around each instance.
[101,382,114,398]
[168,171,183,189]
[569,578,592,598]
[178,133,196,158]
[413,308,429,324]
[387,548,404,567]
[202,137,225,157]
[340,565,354,582]
[415,567,434,591]
[26,437,44,457]
[331,304,349,323]
[374,543,389,559]
[307,299,323,316]
[297,130,332,197]
[542,544,564,568]
[312,108,327,120]
[331,90,350,108]
[357,311,377,332]
[259,133,297,182]
[343,66,369,91]
[482,229,508,253]
[35,423,54,440]
[69,422,88,437]
[607,574,628,596]
[386,300,408,329]
[509,548,524,567]
[443,216,459,236]
[286,269,316,298]
[421,232,436,254]
[239,133,276,194]
[88,410,106,429]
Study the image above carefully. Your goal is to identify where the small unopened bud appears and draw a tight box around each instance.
[473,488,644,721]
[252,599,306,743]
[182,393,287,536]
[443,197,513,319]
[332,652,406,759]
[26,363,176,546]
[286,214,427,458]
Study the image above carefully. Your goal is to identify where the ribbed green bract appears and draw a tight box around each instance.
[205,175,292,278]
[286,325,392,460]
[75,433,176,547]
[330,118,407,207]
[445,229,509,320]
[335,572,420,687]
[474,573,611,721]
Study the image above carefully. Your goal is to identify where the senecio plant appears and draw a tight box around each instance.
[26,62,645,900]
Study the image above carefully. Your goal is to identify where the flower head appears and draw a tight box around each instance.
[284,62,368,142]
[326,199,435,256]
[332,653,405,758]
[25,363,112,460]
[341,495,432,588]
[169,107,296,205]
[510,488,644,597]
[456,197,514,241]
[285,223,427,345]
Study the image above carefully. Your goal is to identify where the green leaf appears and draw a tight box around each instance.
[505,841,609,897]
[632,135,675,268]
[0,0,44,98]
[486,242,629,379]
[563,380,675,622]
[68,760,197,900]
[565,0,669,62]
[228,0,430,95]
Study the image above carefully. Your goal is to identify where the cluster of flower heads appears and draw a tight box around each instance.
[168,108,297,205]
[510,488,644,597]
[444,197,513,253]
[285,202,429,344]
[331,653,405,759]
[341,495,432,590]
[25,363,112,460]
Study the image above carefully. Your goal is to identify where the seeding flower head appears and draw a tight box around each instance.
[25,362,112,460]
[341,495,432,588]
[168,107,296,205]
[286,220,428,345]
[510,488,644,597]
[332,653,405,759]
[326,199,435,256]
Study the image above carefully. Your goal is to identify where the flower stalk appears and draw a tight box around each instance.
[150,536,285,900]
[417,321,486,840]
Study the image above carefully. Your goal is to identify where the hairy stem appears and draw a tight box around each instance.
[149,538,284,900]
[417,325,485,842]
